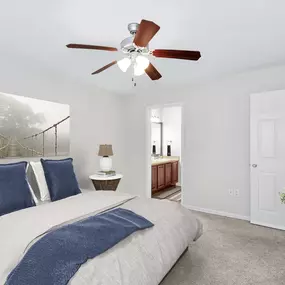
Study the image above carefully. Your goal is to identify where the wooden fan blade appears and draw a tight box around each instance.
[92,61,117,75]
[145,63,162,81]
[153,49,201,61]
[67,44,117,52]
[134,20,160,47]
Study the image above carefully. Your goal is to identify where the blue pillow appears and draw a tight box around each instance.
[41,158,81,202]
[0,161,35,216]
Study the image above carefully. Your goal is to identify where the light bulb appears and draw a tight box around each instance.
[117,58,131,72]
[136,55,150,70]
[134,64,145,76]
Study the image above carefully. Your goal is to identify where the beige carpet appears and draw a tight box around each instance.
[162,211,285,285]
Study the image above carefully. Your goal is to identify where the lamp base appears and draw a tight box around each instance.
[100,157,112,172]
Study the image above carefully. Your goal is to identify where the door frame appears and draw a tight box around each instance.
[145,102,185,203]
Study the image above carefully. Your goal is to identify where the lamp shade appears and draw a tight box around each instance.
[134,64,145,76]
[136,55,149,70]
[98,145,113,157]
[117,58,131,72]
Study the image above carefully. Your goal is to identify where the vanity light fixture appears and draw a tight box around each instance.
[151,115,160,123]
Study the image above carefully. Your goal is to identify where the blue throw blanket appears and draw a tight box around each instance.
[6,208,154,285]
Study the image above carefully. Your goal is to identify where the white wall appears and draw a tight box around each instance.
[3,54,285,219]
[124,64,285,218]
[162,106,182,157]
[0,57,128,191]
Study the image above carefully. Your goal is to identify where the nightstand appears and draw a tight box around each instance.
[89,174,123,191]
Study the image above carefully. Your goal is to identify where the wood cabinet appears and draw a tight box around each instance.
[157,164,165,190]
[172,161,178,184]
[151,160,179,194]
[165,163,172,187]
[152,166,158,191]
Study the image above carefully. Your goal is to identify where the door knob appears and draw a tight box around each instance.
[252,164,257,168]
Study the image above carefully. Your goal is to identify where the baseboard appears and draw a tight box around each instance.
[183,204,250,221]
[250,220,285,231]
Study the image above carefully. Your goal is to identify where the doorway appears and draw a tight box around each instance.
[146,104,183,203]
[250,90,285,230]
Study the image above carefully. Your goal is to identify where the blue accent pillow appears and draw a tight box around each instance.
[41,158,81,202]
[0,161,35,216]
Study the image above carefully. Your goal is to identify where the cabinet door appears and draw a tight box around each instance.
[152,166,158,192]
[157,165,165,190]
[172,161,178,184]
[165,163,172,186]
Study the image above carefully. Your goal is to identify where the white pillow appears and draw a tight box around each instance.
[29,161,51,202]
[25,165,39,205]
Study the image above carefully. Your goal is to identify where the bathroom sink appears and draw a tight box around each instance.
[151,157,179,165]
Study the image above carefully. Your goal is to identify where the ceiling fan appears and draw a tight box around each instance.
[66,19,201,83]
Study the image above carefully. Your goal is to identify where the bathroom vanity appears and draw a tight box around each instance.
[151,157,179,193]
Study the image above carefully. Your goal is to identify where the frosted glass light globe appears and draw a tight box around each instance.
[136,55,150,70]
[134,64,145,76]
[117,58,131,72]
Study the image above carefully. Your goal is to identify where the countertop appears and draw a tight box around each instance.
[89,174,123,180]
[151,156,180,166]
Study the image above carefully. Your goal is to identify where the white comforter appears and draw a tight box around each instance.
[0,191,202,285]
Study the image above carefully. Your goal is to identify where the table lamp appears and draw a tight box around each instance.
[98,144,113,172]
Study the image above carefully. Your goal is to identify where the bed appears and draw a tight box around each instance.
[0,190,202,285]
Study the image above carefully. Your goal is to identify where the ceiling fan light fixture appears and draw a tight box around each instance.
[117,58,131,72]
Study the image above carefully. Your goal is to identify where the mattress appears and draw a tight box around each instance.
[0,191,202,285]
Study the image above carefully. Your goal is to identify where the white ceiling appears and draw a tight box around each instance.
[1,0,285,94]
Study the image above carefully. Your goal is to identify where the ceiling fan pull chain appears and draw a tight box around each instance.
[132,77,137,87]
[132,65,137,87]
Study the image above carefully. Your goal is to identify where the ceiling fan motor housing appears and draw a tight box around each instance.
[120,23,149,54]
[128,23,139,34]
[120,36,136,53]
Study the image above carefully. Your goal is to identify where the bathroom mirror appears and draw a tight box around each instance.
[151,122,163,156]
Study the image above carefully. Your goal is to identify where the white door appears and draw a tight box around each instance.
[250,90,285,230]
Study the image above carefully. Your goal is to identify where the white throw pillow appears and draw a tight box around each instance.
[25,164,39,205]
[30,161,51,202]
